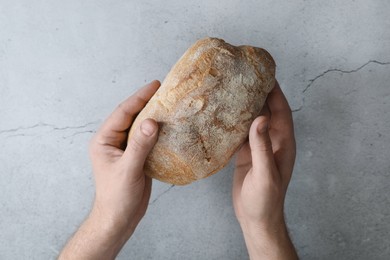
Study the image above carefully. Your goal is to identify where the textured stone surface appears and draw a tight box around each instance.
[0,1,389,259]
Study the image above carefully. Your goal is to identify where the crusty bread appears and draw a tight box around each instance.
[128,37,276,185]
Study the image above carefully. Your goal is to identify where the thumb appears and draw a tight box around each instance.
[249,116,277,174]
[123,118,159,175]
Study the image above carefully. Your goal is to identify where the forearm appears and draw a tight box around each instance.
[59,210,131,260]
[240,219,298,260]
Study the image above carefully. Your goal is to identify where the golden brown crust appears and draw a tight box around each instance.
[128,37,276,185]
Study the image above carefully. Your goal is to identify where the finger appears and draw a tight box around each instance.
[95,80,160,148]
[233,158,248,205]
[249,116,278,177]
[267,81,296,186]
[268,81,291,115]
[122,118,159,176]
[267,81,294,135]
[232,168,245,206]
[274,146,295,189]
[235,141,251,172]
[259,102,271,119]
[136,176,152,218]
[235,102,270,171]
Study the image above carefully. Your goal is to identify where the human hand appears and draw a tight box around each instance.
[59,80,160,260]
[233,81,298,259]
[89,80,160,237]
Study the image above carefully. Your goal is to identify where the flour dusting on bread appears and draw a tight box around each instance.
[128,37,276,185]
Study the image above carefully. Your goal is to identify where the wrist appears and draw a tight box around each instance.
[239,218,298,260]
[89,204,135,242]
[240,217,287,244]
[59,208,132,260]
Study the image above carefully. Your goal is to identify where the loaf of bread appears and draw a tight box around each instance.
[128,37,276,185]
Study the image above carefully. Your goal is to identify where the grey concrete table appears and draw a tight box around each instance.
[1,1,389,259]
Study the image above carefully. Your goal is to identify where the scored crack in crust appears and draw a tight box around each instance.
[128,37,276,185]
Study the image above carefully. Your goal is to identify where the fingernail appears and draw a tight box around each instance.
[141,120,156,136]
[257,120,268,134]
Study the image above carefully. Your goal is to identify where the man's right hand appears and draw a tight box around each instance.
[233,81,298,260]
